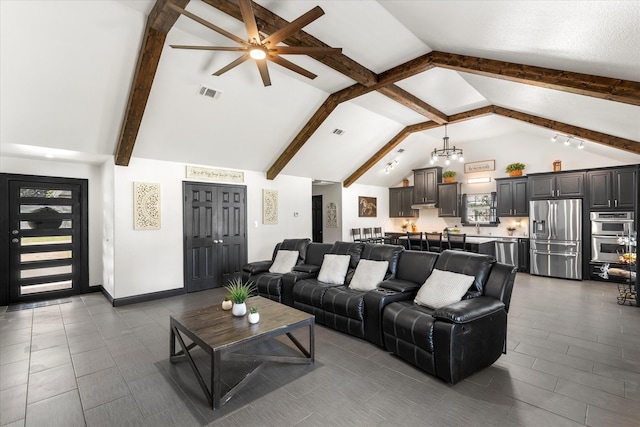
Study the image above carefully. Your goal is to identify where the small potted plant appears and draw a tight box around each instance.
[505,163,525,177]
[248,307,260,324]
[506,226,516,236]
[443,170,457,183]
[221,295,233,311]
[224,277,256,317]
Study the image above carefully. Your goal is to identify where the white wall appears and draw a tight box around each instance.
[111,157,311,299]
[341,183,392,241]
[101,159,115,296]
[312,182,343,244]
[0,155,104,287]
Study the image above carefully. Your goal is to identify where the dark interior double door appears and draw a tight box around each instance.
[184,182,247,292]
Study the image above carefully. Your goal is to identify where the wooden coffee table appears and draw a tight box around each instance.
[169,296,314,409]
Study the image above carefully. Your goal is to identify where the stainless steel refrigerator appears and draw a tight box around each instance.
[530,199,582,280]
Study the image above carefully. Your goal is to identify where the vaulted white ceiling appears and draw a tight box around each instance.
[1,1,639,187]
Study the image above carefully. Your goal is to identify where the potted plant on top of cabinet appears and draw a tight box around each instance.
[505,163,525,177]
[443,170,457,183]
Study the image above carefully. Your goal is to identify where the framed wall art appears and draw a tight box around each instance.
[464,160,495,174]
[358,196,377,217]
[133,182,161,230]
[263,189,278,224]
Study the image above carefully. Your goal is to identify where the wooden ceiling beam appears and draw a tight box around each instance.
[343,106,494,187]
[344,104,639,187]
[114,0,189,166]
[377,85,448,124]
[266,96,339,180]
[493,106,640,155]
[201,0,377,86]
[430,51,640,106]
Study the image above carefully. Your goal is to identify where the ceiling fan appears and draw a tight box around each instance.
[167,0,342,86]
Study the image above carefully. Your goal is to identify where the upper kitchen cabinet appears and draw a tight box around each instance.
[587,167,637,210]
[438,183,461,217]
[413,167,442,205]
[496,177,528,217]
[529,172,585,199]
[389,187,417,218]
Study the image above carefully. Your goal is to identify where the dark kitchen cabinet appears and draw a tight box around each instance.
[587,167,637,210]
[389,187,417,218]
[496,177,528,217]
[529,172,585,199]
[438,183,460,217]
[413,167,442,205]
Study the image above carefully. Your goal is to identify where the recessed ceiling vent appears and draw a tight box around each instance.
[332,128,346,136]
[198,85,222,100]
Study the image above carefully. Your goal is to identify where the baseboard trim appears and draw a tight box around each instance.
[98,286,114,305]
[110,287,185,307]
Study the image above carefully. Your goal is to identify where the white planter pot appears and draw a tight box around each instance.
[248,312,260,324]
[232,302,246,317]
[221,300,233,310]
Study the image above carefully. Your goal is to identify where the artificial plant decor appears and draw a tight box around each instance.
[224,277,256,303]
[505,163,525,176]
[225,277,256,316]
[443,170,457,182]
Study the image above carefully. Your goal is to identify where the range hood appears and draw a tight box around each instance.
[411,202,437,209]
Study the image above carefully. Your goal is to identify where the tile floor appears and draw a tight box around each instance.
[1,273,639,426]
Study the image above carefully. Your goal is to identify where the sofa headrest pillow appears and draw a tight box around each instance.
[279,238,311,263]
[414,268,475,309]
[317,254,351,284]
[269,250,299,274]
[434,250,496,299]
[360,244,403,279]
[329,241,365,269]
[349,260,389,291]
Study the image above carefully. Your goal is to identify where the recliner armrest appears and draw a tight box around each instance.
[292,264,321,274]
[378,279,421,294]
[242,260,273,274]
[433,297,505,324]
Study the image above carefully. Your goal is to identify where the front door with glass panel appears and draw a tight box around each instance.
[7,178,86,303]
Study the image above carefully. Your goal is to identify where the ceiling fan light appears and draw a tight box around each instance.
[250,48,266,60]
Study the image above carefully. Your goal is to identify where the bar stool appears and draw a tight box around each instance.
[405,232,423,250]
[362,227,374,243]
[372,227,384,244]
[424,232,443,253]
[447,233,467,251]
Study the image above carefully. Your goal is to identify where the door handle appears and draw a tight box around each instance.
[12,229,19,235]
[12,238,19,243]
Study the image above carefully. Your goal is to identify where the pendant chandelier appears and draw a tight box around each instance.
[430,124,464,166]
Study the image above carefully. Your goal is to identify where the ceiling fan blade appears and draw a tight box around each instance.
[263,6,324,46]
[271,46,342,55]
[238,0,261,44]
[167,3,249,47]
[170,45,247,52]
[212,53,250,76]
[268,55,317,80]
[256,60,272,87]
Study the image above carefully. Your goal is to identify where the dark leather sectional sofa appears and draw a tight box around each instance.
[242,238,516,384]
